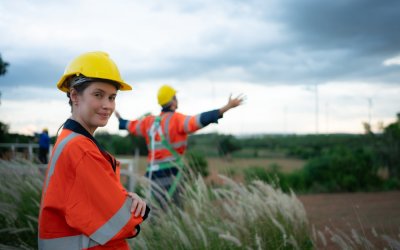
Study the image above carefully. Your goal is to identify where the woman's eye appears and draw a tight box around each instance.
[110,96,116,101]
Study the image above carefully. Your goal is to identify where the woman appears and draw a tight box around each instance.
[38,51,149,250]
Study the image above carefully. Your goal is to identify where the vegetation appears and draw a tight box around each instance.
[185,150,209,177]
[1,160,399,249]
[94,131,148,156]
[0,160,42,249]
[0,53,9,76]
[0,160,312,249]
[134,173,313,249]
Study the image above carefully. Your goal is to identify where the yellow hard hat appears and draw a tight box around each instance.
[157,85,177,105]
[56,51,132,92]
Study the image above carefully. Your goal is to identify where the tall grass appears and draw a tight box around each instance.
[1,159,399,249]
[132,173,312,249]
[0,159,43,249]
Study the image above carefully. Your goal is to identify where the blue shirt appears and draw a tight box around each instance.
[39,132,50,149]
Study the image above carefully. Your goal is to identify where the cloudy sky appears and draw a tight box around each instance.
[1,0,400,136]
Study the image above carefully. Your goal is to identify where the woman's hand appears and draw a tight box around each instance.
[127,192,147,217]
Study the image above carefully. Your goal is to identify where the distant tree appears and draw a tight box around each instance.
[0,121,9,142]
[0,53,9,76]
[1,53,9,105]
[377,113,400,179]
[218,135,241,159]
[94,131,148,156]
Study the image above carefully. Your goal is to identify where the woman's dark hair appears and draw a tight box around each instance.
[67,81,91,107]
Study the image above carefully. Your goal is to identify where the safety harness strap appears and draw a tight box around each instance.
[148,114,185,198]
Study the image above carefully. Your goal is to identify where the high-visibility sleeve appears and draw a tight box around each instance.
[65,150,145,245]
[126,116,154,137]
[171,113,201,134]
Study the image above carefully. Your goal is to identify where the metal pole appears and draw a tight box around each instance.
[28,144,33,162]
[368,97,372,127]
[315,83,319,134]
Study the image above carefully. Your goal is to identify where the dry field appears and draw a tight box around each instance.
[299,191,400,249]
[205,156,305,184]
[120,155,305,176]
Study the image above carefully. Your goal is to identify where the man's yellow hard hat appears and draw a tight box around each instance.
[157,85,177,106]
[56,51,132,92]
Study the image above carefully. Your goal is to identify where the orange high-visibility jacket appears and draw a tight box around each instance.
[39,119,149,250]
[121,110,222,164]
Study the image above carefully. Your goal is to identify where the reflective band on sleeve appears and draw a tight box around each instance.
[195,114,203,129]
[183,116,191,133]
[38,234,99,250]
[135,119,143,136]
[89,197,133,245]
[43,132,79,194]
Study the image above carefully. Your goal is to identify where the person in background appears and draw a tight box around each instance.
[36,128,50,164]
[38,51,150,250]
[115,84,244,205]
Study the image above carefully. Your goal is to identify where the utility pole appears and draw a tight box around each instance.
[367,97,372,127]
[315,83,319,134]
[325,102,329,133]
[283,106,287,135]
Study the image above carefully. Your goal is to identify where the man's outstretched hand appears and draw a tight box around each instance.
[220,94,246,115]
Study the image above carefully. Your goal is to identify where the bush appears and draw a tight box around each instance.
[383,178,400,190]
[243,164,307,193]
[302,147,382,192]
[185,150,209,177]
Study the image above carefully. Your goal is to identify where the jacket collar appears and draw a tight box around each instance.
[63,119,116,172]
[63,118,105,152]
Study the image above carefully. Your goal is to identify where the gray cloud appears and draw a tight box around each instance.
[1,0,400,90]
[138,0,400,85]
[0,57,63,88]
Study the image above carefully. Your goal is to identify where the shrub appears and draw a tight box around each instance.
[243,164,307,193]
[303,147,382,192]
[185,150,209,177]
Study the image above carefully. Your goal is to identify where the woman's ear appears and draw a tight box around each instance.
[70,88,79,105]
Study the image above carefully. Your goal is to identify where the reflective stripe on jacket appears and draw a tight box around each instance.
[39,119,147,250]
[126,112,203,163]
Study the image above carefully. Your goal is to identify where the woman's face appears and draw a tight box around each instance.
[71,82,117,134]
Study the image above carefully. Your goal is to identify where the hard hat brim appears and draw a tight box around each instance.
[57,73,132,93]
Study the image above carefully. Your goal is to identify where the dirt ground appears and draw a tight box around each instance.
[299,191,400,249]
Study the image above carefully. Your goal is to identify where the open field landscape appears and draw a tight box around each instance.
[122,155,305,180]
[300,191,400,249]
[120,155,400,249]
